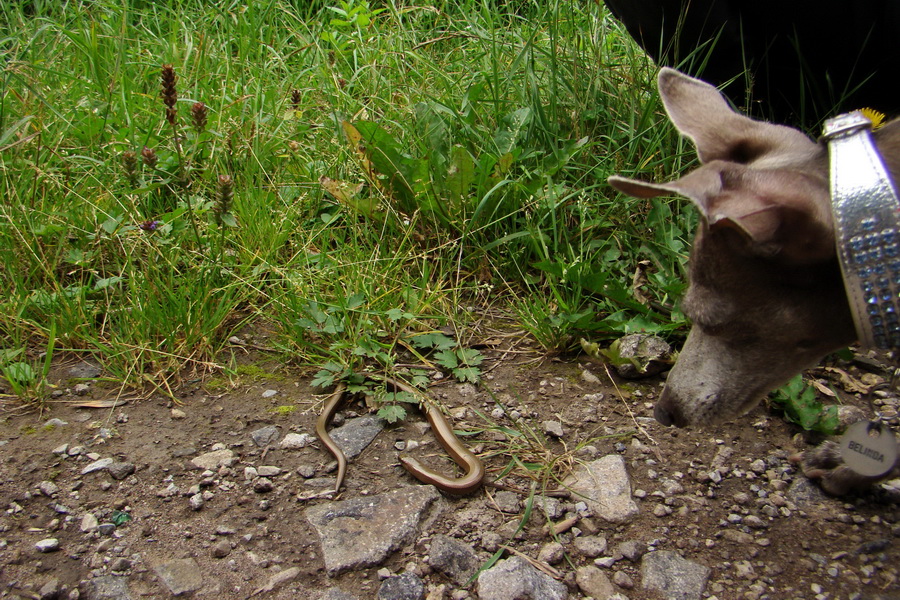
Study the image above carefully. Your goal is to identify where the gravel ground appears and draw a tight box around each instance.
[0,341,898,600]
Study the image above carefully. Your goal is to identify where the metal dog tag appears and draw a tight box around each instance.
[839,420,898,477]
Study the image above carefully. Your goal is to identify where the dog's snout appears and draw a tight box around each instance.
[654,402,675,427]
[654,387,682,427]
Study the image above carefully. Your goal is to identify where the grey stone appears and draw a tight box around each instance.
[35,538,60,553]
[533,495,564,520]
[190,449,234,470]
[81,457,113,475]
[305,486,443,575]
[428,534,480,585]
[38,577,59,600]
[575,565,617,599]
[641,550,711,600]
[67,360,102,379]
[43,418,68,429]
[110,557,132,572]
[281,432,314,449]
[251,425,280,447]
[107,462,135,480]
[38,481,60,496]
[542,420,564,438]
[211,540,231,558]
[330,414,386,459]
[612,570,634,589]
[574,535,608,558]
[376,572,425,600]
[80,513,99,533]
[616,540,647,562]
[153,557,203,596]
[787,476,828,508]
[81,575,133,600]
[253,478,274,493]
[477,556,568,600]
[562,455,638,523]
[538,541,565,564]
[492,490,521,513]
[97,523,116,536]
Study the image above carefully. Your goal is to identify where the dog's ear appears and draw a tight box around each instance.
[610,162,834,264]
[656,68,819,168]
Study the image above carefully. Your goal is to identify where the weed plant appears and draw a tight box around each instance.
[0,0,694,401]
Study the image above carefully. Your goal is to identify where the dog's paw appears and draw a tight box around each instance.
[790,441,898,496]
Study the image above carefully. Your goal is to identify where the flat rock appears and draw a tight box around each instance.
[562,455,638,523]
[574,535,608,558]
[38,578,60,599]
[477,556,568,600]
[787,476,828,508]
[81,457,113,475]
[107,461,135,480]
[427,534,480,585]
[641,550,711,600]
[152,557,204,596]
[251,425,280,447]
[190,449,234,470]
[67,360,102,379]
[35,538,59,553]
[305,486,443,575]
[575,565,617,599]
[376,572,425,600]
[81,513,99,533]
[281,432,313,449]
[330,414,386,459]
[81,575,133,600]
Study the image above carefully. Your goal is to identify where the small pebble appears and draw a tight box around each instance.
[36,538,60,553]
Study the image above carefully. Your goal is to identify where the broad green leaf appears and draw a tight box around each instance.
[456,347,484,366]
[453,366,481,384]
[4,362,35,384]
[445,145,475,208]
[344,293,366,310]
[0,348,25,364]
[434,349,459,369]
[377,404,407,424]
[409,332,456,350]
[311,369,337,389]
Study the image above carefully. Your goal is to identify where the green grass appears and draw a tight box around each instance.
[0,0,695,401]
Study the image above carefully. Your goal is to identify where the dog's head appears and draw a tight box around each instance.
[610,69,857,427]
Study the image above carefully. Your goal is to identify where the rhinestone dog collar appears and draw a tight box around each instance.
[823,111,900,350]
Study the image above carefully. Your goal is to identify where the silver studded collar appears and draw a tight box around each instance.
[823,111,900,350]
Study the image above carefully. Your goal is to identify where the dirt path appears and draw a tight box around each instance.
[0,347,898,600]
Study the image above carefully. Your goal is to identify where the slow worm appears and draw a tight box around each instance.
[315,382,348,494]
[314,378,484,495]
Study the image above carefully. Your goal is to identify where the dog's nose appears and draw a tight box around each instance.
[654,402,675,426]
[654,387,679,426]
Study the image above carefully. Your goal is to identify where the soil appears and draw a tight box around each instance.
[0,329,899,600]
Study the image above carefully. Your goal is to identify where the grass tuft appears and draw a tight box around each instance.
[0,0,694,401]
